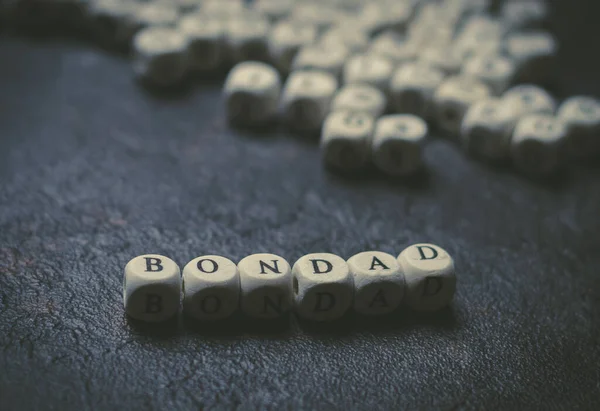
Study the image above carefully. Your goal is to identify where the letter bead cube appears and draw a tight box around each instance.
[281,70,338,134]
[238,253,292,319]
[510,114,568,177]
[390,62,445,119]
[292,253,354,321]
[123,254,181,322]
[502,85,557,118]
[372,114,428,176]
[321,111,375,172]
[506,32,557,85]
[226,17,270,64]
[178,14,225,73]
[268,20,318,74]
[462,54,516,96]
[344,54,394,95]
[557,96,600,159]
[347,251,405,315]
[397,244,456,312]
[291,44,349,78]
[223,61,281,128]
[331,85,387,119]
[183,256,240,321]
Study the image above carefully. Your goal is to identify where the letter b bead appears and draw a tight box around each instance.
[397,244,456,312]
[292,253,354,321]
[123,254,181,322]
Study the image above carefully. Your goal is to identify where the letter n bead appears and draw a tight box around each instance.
[237,253,292,319]
[292,253,354,321]
[347,251,405,315]
[123,254,181,322]
[182,256,240,321]
[397,244,456,312]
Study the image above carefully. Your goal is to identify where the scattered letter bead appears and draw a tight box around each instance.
[502,85,556,118]
[397,244,456,312]
[511,114,567,177]
[390,62,444,119]
[268,20,318,74]
[291,44,349,78]
[178,13,225,73]
[321,110,374,172]
[372,114,428,176]
[506,31,557,85]
[182,255,240,321]
[557,96,600,159]
[344,54,394,94]
[238,253,292,319]
[347,251,405,315]
[292,253,354,321]
[331,85,386,119]
[123,254,181,322]
[462,54,516,96]
[281,70,338,134]
[226,17,270,64]
[223,61,281,127]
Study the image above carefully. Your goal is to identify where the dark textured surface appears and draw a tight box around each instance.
[2,3,600,410]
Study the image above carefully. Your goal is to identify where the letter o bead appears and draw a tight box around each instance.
[292,253,354,321]
[347,251,405,315]
[123,254,181,322]
[182,256,240,321]
[237,253,292,319]
[397,244,456,312]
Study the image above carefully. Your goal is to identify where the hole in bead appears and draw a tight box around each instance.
[293,277,299,295]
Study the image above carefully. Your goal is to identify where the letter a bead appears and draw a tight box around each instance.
[397,244,456,312]
[123,254,181,322]
[182,255,240,321]
[237,253,292,319]
[292,253,354,321]
[347,251,405,315]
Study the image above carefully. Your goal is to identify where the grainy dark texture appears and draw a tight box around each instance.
[1,1,600,410]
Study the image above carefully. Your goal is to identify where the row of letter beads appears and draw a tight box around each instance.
[123,243,457,323]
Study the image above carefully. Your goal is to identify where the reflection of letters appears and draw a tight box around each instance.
[262,295,283,315]
[200,295,221,314]
[368,289,388,308]
[314,292,335,312]
[422,277,443,297]
[145,294,162,313]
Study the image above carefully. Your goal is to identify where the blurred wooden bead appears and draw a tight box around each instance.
[344,54,394,94]
[558,96,600,159]
[320,26,370,54]
[121,2,179,45]
[254,0,293,22]
[178,13,225,73]
[369,31,417,66]
[390,62,444,118]
[281,70,338,134]
[397,244,456,312]
[503,0,549,31]
[123,254,181,322]
[182,256,239,321]
[292,253,354,321]
[359,1,413,36]
[511,114,567,177]
[420,46,462,76]
[462,54,516,96]
[331,85,387,119]
[502,85,557,118]
[268,20,318,74]
[506,31,557,85]
[226,16,270,64]
[433,75,492,137]
[321,110,375,172]
[238,253,292,319]
[372,114,428,176]
[291,44,349,78]
[223,61,281,127]
[348,251,405,315]
[132,26,189,88]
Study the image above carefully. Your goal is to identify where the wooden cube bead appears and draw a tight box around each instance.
[121,2,180,45]
[178,13,225,73]
[268,20,318,74]
[419,46,462,76]
[432,75,492,137]
[226,16,271,64]
[281,70,338,134]
[238,253,292,319]
[369,31,417,66]
[331,85,387,119]
[321,110,375,172]
[557,96,600,159]
[291,43,349,78]
[502,85,557,118]
[506,31,557,85]
[372,114,428,176]
[292,253,354,321]
[132,27,189,88]
[320,26,370,54]
[347,251,405,315]
[254,0,294,23]
[462,54,516,96]
[123,254,181,322]
[182,255,239,321]
[390,62,445,119]
[397,244,456,312]
[343,54,394,95]
[223,61,281,127]
[511,114,567,177]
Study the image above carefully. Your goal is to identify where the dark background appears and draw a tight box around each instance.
[1,1,600,410]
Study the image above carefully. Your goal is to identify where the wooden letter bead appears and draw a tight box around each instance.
[557,96,600,159]
[226,17,271,64]
[502,85,557,118]
[121,2,180,45]
[291,44,349,78]
[254,0,293,23]
[347,251,405,315]
[397,244,456,312]
[432,75,491,137]
[331,85,387,119]
[223,61,281,127]
[390,62,444,119]
[419,46,462,76]
[320,26,369,54]
[132,27,189,88]
[462,54,516,96]
[510,114,567,177]
[461,98,519,162]
[123,254,181,322]
[369,31,417,66]
[268,20,318,74]
[343,54,394,95]
[178,14,225,73]
[372,114,428,176]
[281,70,338,134]
[292,253,354,321]
[238,253,292,319]
[506,31,557,85]
[321,111,374,172]
[182,256,239,321]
